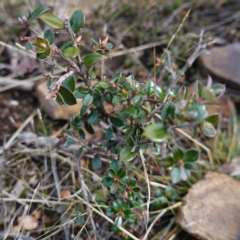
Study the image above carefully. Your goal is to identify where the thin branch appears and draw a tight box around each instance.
[139,150,151,231]
[64,16,82,65]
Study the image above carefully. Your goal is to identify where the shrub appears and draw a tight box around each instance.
[19,6,225,228]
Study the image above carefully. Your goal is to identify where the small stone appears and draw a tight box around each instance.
[198,44,240,89]
[176,172,240,240]
[35,81,82,120]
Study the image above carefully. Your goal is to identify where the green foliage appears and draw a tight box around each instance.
[19,6,226,233]
[70,10,84,33]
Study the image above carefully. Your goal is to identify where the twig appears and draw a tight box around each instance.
[75,155,98,240]
[51,150,61,200]
[139,150,151,230]
[161,8,191,60]
[143,210,167,240]
[49,70,74,92]
[0,110,37,154]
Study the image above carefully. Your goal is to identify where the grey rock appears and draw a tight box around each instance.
[176,171,240,240]
[198,44,240,89]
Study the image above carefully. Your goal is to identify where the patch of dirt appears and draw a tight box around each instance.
[0,90,38,144]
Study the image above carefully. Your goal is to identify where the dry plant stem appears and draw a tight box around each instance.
[18,17,39,36]
[165,29,204,93]
[0,110,37,154]
[51,150,61,200]
[75,156,98,240]
[143,210,167,240]
[139,150,151,228]
[149,201,182,215]
[176,127,214,166]
[161,8,191,60]
[64,16,82,65]
[73,214,91,240]
[0,232,34,240]
[167,228,181,240]
[49,70,74,91]
[75,195,140,240]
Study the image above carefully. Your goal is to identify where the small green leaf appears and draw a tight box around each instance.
[88,69,96,79]
[154,86,165,101]
[132,186,141,192]
[105,127,113,141]
[39,13,64,29]
[78,86,90,94]
[117,168,126,179]
[113,199,123,211]
[111,160,120,172]
[115,215,122,227]
[126,135,134,147]
[63,47,80,58]
[83,53,101,66]
[183,86,188,100]
[202,88,214,100]
[87,109,99,125]
[119,146,138,162]
[203,124,216,138]
[110,117,124,127]
[83,94,93,106]
[102,176,114,187]
[47,78,54,89]
[161,102,175,121]
[128,178,137,187]
[56,93,64,105]
[180,167,190,181]
[63,76,75,92]
[173,148,184,161]
[44,29,54,44]
[159,156,174,167]
[98,81,110,89]
[211,83,225,98]
[112,95,121,106]
[188,103,208,122]
[205,114,219,124]
[79,129,85,139]
[132,95,143,107]
[50,64,55,75]
[70,10,84,33]
[58,85,77,105]
[171,167,181,184]
[106,43,113,50]
[75,89,86,99]
[108,168,117,178]
[146,80,154,96]
[144,123,169,143]
[92,154,102,171]
[36,48,50,59]
[25,41,32,50]
[85,122,94,134]
[110,183,118,193]
[80,106,88,116]
[183,149,199,163]
[28,5,49,23]
[62,41,73,51]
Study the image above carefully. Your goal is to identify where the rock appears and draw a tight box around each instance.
[176,172,240,240]
[198,44,240,89]
[219,157,240,176]
[35,81,82,120]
